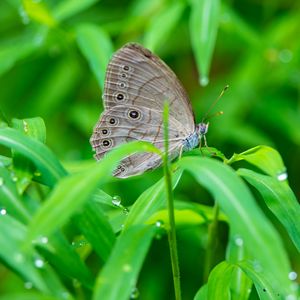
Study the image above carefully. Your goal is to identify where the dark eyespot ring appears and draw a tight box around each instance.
[109,118,116,125]
[102,129,108,135]
[120,73,127,79]
[116,93,124,100]
[118,81,127,88]
[123,65,130,71]
[102,140,110,147]
[128,110,140,120]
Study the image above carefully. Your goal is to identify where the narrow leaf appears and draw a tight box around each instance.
[76,24,113,89]
[189,0,220,85]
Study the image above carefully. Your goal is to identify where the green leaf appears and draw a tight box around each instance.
[227,145,286,179]
[123,169,182,229]
[53,0,99,21]
[76,24,113,89]
[0,128,67,187]
[0,292,61,300]
[189,0,220,86]
[0,166,30,223]
[11,117,47,193]
[22,0,57,27]
[36,233,94,289]
[25,141,161,245]
[206,261,235,299]
[226,231,253,300]
[144,2,185,51]
[0,215,71,298]
[92,225,156,300]
[73,198,116,262]
[238,168,300,252]
[178,156,293,296]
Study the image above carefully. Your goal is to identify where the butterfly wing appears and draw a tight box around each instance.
[90,105,189,177]
[103,43,195,133]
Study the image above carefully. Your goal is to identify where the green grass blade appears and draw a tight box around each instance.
[226,231,253,300]
[206,261,234,299]
[228,145,286,178]
[178,156,293,296]
[53,0,98,21]
[73,199,116,262]
[123,169,182,229]
[238,168,300,252]
[0,166,30,223]
[189,0,220,86]
[144,2,185,51]
[76,24,113,89]
[92,225,156,300]
[25,141,160,245]
[0,215,71,298]
[11,117,47,193]
[0,128,67,187]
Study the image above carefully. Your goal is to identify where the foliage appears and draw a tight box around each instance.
[0,0,300,299]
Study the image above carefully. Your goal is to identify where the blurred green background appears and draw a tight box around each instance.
[0,0,299,298]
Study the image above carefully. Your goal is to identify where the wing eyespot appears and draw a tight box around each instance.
[128,109,141,120]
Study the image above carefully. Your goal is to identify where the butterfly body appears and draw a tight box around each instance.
[90,43,208,178]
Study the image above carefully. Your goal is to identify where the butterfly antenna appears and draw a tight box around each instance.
[202,84,229,122]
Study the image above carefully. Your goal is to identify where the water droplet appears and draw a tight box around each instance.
[122,264,132,273]
[112,195,121,207]
[23,120,29,133]
[234,236,244,247]
[34,258,45,268]
[277,171,288,181]
[0,208,7,216]
[155,220,164,228]
[288,271,297,281]
[200,76,209,86]
[24,281,33,289]
[279,49,293,63]
[38,236,48,244]
[253,260,263,272]
[130,287,140,299]
[0,177,4,186]
[14,253,24,263]
[123,207,129,215]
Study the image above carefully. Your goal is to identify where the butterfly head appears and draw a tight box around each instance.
[197,122,209,138]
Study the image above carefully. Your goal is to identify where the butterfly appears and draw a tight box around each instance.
[90,43,209,178]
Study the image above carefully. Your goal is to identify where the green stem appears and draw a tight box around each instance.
[203,202,220,282]
[163,102,181,300]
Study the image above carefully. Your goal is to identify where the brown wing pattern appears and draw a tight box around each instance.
[103,43,195,133]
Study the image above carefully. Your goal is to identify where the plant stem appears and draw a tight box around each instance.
[163,102,181,300]
[203,202,220,282]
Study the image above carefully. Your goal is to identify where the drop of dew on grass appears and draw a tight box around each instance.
[112,195,121,207]
[277,171,288,181]
[155,220,164,228]
[0,177,4,186]
[253,260,263,272]
[288,271,297,281]
[200,76,209,87]
[130,287,140,299]
[0,208,7,216]
[122,264,132,273]
[34,258,45,268]
[23,120,29,133]
[24,281,33,289]
[234,236,244,247]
